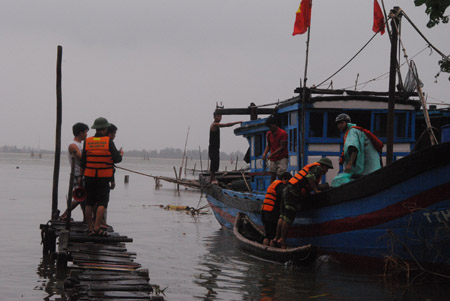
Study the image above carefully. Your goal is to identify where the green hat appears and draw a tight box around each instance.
[91,117,111,129]
[318,157,334,169]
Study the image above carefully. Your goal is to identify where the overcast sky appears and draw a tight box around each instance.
[0,0,448,153]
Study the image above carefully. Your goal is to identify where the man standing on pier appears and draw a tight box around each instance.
[209,112,242,185]
[80,117,123,236]
[59,122,89,221]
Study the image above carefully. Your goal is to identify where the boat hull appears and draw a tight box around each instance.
[205,142,450,265]
[233,212,316,264]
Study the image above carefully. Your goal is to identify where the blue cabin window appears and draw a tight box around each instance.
[287,112,298,152]
[309,112,324,137]
[374,112,409,138]
[254,134,263,157]
[326,112,341,138]
[289,128,297,152]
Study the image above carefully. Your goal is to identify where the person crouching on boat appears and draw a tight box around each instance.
[331,114,383,187]
[261,172,292,246]
[273,158,333,249]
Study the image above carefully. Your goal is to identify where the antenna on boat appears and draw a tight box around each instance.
[354,73,359,91]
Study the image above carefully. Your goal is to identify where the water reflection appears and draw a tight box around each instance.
[194,229,419,300]
[36,255,66,300]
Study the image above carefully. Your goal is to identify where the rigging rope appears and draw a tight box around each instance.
[391,10,438,145]
[315,30,381,88]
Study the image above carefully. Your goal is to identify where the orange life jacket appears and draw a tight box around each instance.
[84,136,114,178]
[261,180,283,212]
[288,162,321,195]
[339,126,384,165]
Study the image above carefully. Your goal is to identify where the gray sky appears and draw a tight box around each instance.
[1,0,448,153]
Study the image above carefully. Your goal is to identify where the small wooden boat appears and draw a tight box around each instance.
[233,212,316,264]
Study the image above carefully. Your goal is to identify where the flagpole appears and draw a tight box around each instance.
[300,5,311,168]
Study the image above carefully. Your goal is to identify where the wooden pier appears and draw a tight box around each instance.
[40,220,164,300]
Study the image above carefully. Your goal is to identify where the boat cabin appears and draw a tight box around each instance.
[217,88,421,192]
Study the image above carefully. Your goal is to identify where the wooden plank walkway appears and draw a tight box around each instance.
[41,220,164,300]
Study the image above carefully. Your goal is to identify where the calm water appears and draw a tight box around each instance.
[0,153,448,300]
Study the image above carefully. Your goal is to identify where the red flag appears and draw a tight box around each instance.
[373,0,385,35]
[292,0,312,36]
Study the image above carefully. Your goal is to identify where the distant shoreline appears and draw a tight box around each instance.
[0,147,246,160]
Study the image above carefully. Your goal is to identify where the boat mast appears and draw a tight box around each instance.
[386,7,400,165]
[300,6,312,168]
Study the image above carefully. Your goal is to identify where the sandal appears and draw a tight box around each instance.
[93,229,109,237]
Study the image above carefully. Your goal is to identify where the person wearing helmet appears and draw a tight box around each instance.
[80,117,124,237]
[273,158,333,249]
[332,113,382,187]
[59,122,89,222]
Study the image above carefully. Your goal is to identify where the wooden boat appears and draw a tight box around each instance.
[233,212,316,264]
[205,141,450,266]
[201,7,450,268]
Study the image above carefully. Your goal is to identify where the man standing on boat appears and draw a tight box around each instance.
[80,117,123,236]
[273,158,333,249]
[209,112,242,185]
[261,172,292,246]
[262,116,289,183]
[332,114,383,187]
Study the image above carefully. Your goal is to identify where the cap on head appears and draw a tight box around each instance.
[318,157,334,169]
[91,117,111,129]
[335,113,351,123]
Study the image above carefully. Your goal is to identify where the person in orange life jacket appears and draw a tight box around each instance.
[335,113,382,175]
[261,172,292,246]
[209,112,242,185]
[80,117,123,236]
[262,116,289,183]
[59,122,89,222]
[273,158,333,249]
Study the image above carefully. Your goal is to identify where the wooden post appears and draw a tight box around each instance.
[173,166,179,192]
[51,45,63,220]
[386,7,400,165]
[234,155,238,171]
[179,126,190,180]
[199,146,203,172]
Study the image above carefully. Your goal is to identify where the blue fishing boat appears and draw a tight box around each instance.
[202,6,450,266]
[202,89,450,266]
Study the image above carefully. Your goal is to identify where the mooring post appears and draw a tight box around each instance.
[51,45,63,220]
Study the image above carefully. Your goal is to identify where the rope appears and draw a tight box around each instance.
[402,11,450,62]
[316,16,390,88]
[341,46,430,90]
[115,165,204,189]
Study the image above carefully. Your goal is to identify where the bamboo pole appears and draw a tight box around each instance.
[173,166,179,191]
[199,146,203,171]
[179,126,190,179]
[52,45,63,220]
